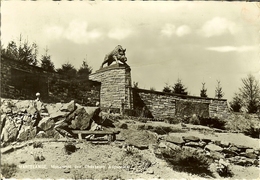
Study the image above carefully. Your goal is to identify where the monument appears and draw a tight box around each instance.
[89,45,132,112]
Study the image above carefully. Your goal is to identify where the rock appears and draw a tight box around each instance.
[208,151,225,160]
[146,169,154,174]
[222,149,238,158]
[60,100,76,113]
[236,157,255,166]
[205,144,223,152]
[50,111,68,121]
[245,149,254,154]
[68,107,93,130]
[131,144,149,150]
[182,135,200,142]
[229,146,240,153]
[244,152,257,159]
[45,129,61,139]
[165,142,181,150]
[185,141,206,148]
[202,138,212,143]
[219,141,230,148]
[1,118,19,142]
[20,160,26,164]
[158,142,167,148]
[35,131,47,138]
[0,114,7,133]
[27,105,37,115]
[38,117,55,131]
[1,146,14,154]
[165,135,185,145]
[64,169,70,173]
[17,126,37,141]
[236,144,250,152]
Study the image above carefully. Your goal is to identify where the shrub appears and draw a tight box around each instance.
[164,116,181,124]
[161,148,213,177]
[189,114,200,125]
[33,141,43,148]
[64,142,77,155]
[199,116,226,130]
[1,163,17,178]
[33,151,45,161]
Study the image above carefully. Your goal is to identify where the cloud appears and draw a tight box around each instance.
[200,17,238,37]
[161,23,176,37]
[161,24,191,37]
[176,25,191,37]
[206,45,257,52]
[44,20,103,44]
[108,28,132,40]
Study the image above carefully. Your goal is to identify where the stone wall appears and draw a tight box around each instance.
[133,88,229,119]
[1,55,100,106]
[89,64,132,110]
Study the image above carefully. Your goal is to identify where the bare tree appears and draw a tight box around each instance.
[239,74,260,113]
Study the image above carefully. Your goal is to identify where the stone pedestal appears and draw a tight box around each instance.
[89,64,132,110]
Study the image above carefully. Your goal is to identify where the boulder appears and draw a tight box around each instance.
[205,144,223,152]
[17,126,37,141]
[68,107,93,130]
[49,111,68,121]
[1,118,19,142]
[165,135,185,145]
[60,100,76,113]
[38,117,55,131]
[0,114,7,133]
[236,144,250,152]
[35,131,47,138]
[229,146,240,153]
[165,142,181,150]
[182,135,200,142]
[45,129,62,139]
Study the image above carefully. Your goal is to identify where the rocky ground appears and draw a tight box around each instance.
[1,99,260,179]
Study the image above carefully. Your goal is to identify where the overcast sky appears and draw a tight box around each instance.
[2,1,260,101]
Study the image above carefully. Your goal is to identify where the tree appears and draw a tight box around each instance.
[163,83,172,93]
[2,35,38,65]
[150,87,156,91]
[200,82,208,98]
[57,62,77,79]
[172,78,188,95]
[230,93,242,112]
[239,74,260,113]
[40,48,55,72]
[215,80,224,99]
[77,61,92,79]
[133,81,139,88]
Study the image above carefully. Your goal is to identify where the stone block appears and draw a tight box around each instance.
[205,144,223,152]
[165,135,185,145]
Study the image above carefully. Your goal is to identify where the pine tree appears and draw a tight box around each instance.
[230,93,242,112]
[239,74,260,113]
[57,62,77,79]
[163,83,172,93]
[200,82,208,98]
[77,60,92,79]
[172,78,188,95]
[215,80,224,99]
[40,47,55,72]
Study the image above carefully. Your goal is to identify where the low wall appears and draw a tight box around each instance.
[1,55,100,106]
[133,88,230,119]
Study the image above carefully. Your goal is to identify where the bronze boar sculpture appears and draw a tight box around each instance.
[101,45,127,68]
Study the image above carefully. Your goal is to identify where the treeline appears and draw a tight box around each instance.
[1,35,92,79]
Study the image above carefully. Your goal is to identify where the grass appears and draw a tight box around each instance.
[1,163,17,178]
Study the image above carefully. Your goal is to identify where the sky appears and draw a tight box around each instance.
[2,1,260,102]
